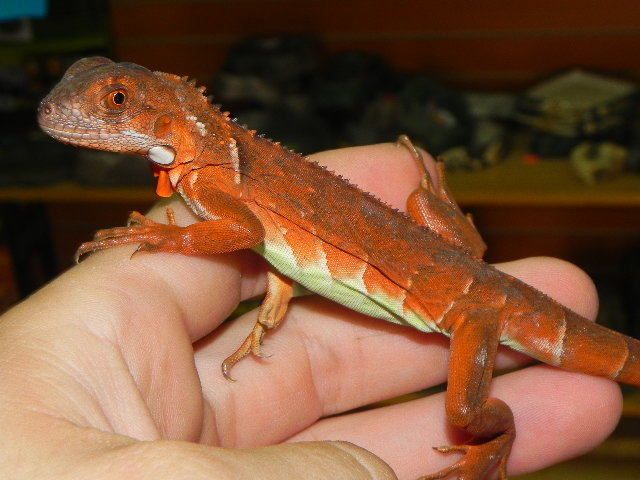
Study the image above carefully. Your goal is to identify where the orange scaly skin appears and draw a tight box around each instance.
[38,57,640,480]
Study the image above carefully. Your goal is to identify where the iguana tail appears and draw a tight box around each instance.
[554,310,640,386]
[502,300,640,387]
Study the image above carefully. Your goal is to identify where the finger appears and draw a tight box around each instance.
[288,366,622,479]
[120,440,395,480]
[2,411,397,480]
[200,256,601,447]
[312,142,425,211]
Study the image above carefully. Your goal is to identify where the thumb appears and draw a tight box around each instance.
[5,414,396,480]
[190,442,399,480]
[95,440,398,479]
[106,441,398,480]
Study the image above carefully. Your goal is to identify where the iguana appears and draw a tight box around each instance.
[38,57,640,480]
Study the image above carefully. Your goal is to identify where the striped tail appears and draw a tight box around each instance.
[502,299,640,387]
[558,310,640,386]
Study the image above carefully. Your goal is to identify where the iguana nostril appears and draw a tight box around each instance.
[41,102,52,115]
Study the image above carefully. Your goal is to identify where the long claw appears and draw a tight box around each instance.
[221,361,237,382]
[75,239,115,263]
[75,243,92,263]
[418,463,458,480]
[130,243,148,259]
[221,334,253,381]
[433,445,468,454]
[221,321,277,378]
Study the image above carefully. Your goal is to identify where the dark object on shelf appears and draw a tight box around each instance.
[0,245,19,313]
[397,76,473,155]
[627,147,640,172]
[214,35,321,108]
[75,150,153,187]
[621,251,640,339]
[213,74,280,108]
[437,147,482,170]
[346,94,400,146]
[348,76,473,155]
[212,35,332,152]
[529,133,582,158]
[624,118,640,172]
[468,120,509,168]
[235,106,334,155]
[0,132,75,186]
[213,35,515,159]
[223,35,320,87]
[517,70,638,156]
[310,51,396,121]
[570,142,628,185]
[0,203,56,297]
[464,92,517,168]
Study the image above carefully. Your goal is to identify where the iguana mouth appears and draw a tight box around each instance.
[39,124,105,145]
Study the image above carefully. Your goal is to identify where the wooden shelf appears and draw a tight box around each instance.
[0,183,155,204]
[1,156,639,208]
[447,156,640,207]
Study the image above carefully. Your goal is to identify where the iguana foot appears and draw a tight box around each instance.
[221,271,294,380]
[221,322,268,381]
[75,209,180,262]
[395,135,486,259]
[419,431,513,480]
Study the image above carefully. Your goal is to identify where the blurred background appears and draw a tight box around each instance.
[0,1,639,478]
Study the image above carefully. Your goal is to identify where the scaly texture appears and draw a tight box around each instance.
[39,57,640,480]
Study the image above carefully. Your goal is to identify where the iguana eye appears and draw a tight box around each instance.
[113,91,126,105]
[103,89,127,110]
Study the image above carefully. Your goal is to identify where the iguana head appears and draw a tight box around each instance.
[38,57,208,196]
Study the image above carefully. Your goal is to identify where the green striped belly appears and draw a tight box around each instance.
[253,234,438,333]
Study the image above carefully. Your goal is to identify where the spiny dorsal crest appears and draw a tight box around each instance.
[154,72,210,105]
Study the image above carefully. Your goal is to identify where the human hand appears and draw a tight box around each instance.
[0,144,621,479]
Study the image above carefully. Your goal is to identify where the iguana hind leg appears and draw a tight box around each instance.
[396,135,486,259]
[222,270,294,380]
[421,306,514,480]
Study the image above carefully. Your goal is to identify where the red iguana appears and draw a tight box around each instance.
[38,57,640,480]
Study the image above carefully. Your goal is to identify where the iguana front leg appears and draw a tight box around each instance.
[76,190,265,260]
[397,135,487,259]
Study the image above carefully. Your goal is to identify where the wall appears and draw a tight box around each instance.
[111,0,640,88]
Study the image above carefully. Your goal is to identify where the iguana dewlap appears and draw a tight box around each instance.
[38,57,640,480]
